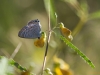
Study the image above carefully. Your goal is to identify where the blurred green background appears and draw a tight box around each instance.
[0,0,100,75]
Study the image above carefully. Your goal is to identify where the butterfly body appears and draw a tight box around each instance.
[18,19,41,39]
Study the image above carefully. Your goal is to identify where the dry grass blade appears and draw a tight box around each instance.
[10,42,22,59]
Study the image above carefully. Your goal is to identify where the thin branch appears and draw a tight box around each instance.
[41,0,51,75]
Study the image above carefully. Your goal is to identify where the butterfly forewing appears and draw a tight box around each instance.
[18,19,41,39]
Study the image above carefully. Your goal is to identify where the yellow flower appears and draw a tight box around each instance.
[53,56,73,75]
[21,70,30,75]
[34,32,46,47]
[59,22,73,41]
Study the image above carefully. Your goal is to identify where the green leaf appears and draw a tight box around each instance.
[80,0,88,14]
[44,0,57,25]
[89,11,100,20]
[9,59,27,71]
[60,35,95,68]
[0,56,14,75]
[0,56,27,72]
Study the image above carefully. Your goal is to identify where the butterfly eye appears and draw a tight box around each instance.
[35,20,37,22]
[36,19,39,22]
[35,20,39,22]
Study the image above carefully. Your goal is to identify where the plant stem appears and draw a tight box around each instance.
[41,0,51,74]
[72,18,87,36]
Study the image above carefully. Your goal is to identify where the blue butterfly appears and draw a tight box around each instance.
[18,19,41,39]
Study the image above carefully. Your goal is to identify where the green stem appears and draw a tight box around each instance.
[72,18,87,36]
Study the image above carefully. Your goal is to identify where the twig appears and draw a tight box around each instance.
[41,1,51,75]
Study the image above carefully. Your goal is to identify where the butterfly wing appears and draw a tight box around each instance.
[18,19,41,39]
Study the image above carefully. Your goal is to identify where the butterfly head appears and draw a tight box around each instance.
[28,19,40,25]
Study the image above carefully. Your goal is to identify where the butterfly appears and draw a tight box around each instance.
[18,19,41,39]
